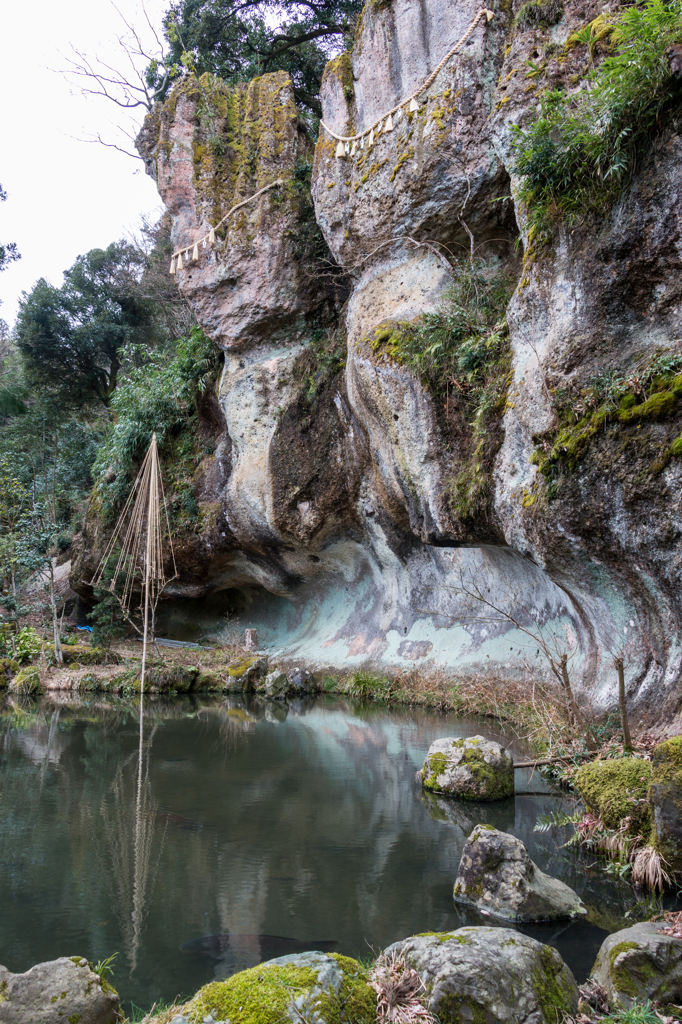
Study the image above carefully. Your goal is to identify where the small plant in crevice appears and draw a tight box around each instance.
[365,257,515,524]
[512,0,682,230]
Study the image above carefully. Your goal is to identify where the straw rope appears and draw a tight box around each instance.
[320,8,494,145]
[170,177,285,270]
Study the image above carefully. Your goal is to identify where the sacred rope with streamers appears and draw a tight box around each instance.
[90,433,177,693]
[169,177,286,274]
[321,7,494,157]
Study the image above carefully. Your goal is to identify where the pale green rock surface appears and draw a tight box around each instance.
[453,825,587,922]
[421,735,514,801]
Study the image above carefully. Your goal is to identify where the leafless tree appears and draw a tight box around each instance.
[436,565,597,750]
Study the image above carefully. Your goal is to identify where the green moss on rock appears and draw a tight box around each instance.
[10,666,43,695]
[186,953,374,1024]
[531,945,578,1023]
[574,757,652,835]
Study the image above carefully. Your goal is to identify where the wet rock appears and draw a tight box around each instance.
[650,737,682,873]
[261,670,289,699]
[287,668,313,694]
[453,825,587,922]
[420,736,514,801]
[591,923,682,1009]
[0,955,119,1024]
[185,950,375,1024]
[384,927,579,1024]
[224,656,269,691]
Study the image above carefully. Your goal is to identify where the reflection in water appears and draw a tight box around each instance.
[0,694,676,1013]
[99,694,166,974]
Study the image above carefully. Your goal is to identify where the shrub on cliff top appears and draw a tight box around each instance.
[512,0,682,226]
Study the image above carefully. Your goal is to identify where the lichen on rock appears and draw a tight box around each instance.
[420,736,514,801]
[591,923,682,1009]
[453,825,587,922]
[383,927,579,1024]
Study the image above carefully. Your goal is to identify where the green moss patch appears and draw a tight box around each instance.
[531,945,577,1023]
[186,954,374,1024]
[574,756,652,835]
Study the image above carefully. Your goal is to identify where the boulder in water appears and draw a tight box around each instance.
[383,927,578,1024]
[453,825,587,922]
[420,736,514,801]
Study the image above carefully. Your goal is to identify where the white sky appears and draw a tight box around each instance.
[1,0,169,328]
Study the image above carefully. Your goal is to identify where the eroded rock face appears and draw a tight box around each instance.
[0,956,119,1024]
[591,923,682,1009]
[384,928,579,1024]
[453,825,586,922]
[109,0,682,712]
[421,736,514,800]
[136,72,330,350]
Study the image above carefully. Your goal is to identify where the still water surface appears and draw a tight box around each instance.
[0,695,651,1012]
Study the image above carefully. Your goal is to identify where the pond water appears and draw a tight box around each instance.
[0,694,657,1014]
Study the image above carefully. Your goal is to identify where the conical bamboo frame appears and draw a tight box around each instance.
[90,433,178,691]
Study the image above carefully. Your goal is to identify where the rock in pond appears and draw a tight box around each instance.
[384,927,578,1024]
[260,669,289,699]
[420,736,514,801]
[650,736,682,874]
[453,825,586,923]
[224,656,269,691]
[183,951,375,1023]
[591,922,682,1009]
[0,955,119,1024]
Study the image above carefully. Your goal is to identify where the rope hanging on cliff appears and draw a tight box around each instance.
[321,7,494,158]
[90,433,178,693]
[169,177,285,274]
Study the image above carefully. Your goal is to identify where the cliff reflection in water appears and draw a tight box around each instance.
[0,694,647,1012]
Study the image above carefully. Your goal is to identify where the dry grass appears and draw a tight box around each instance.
[369,951,437,1024]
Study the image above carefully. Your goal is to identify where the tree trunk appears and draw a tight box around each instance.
[48,563,63,664]
[616,658,632,751]
[559,654,597,751]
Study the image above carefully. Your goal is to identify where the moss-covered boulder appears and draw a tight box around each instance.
[453,825,586,922]
[9,666,43,695]
[384,928,578,1024]
[184,951,375,1024]
[195,669,225,691]
[591,923,682,1009]
[0,657,20,687]
[225,656,269,691]
[420,736,514,801]
[574,756,652,836]
[650,737,682,874]
[60,644,110,666]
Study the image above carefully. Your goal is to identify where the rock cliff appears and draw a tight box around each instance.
[77,0,682,720]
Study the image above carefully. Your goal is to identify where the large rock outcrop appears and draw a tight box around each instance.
[72,0,682,717]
